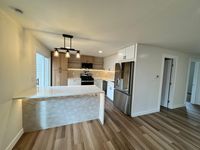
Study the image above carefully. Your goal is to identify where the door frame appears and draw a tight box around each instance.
[158,55,178,111]
[185,58,200,104]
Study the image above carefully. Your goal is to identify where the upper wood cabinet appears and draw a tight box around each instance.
[52,52,68,86]
[94,57,103,64]
[68,54,81,68]
[81,55,94,63]
[68,55,103,69]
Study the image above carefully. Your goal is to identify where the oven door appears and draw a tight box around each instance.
[81,81,94,85]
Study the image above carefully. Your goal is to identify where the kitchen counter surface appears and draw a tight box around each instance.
[13,85,104,100]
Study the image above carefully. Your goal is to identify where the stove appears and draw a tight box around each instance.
[80,75,94,85]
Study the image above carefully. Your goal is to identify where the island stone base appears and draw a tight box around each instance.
[23,94,104,132]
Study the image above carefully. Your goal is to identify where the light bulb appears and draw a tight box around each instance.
[76,51,80,58]
[54,49,59,57]
[65,50,70,58]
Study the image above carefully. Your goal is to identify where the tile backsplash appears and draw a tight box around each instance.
[68,69,115,80]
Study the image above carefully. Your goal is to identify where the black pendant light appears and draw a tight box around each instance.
[54,34,81,59]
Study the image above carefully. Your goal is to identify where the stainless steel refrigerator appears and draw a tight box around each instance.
[114,61,134,115]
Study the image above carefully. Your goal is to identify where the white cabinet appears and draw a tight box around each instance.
[68,78,81,85]
[126,45,135,60]
[104,54,119,71]
[94,79,103,89]
[107,81,114,101]
[117,45,136,62]
[118,49,126,60]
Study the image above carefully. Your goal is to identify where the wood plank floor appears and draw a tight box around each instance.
[14,100,200,150]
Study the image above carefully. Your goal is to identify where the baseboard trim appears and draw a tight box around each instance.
[171,103,185,109]
[5,128,24,150]
[132,109,159,117]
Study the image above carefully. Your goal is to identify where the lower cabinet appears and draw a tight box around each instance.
[107,81,114,101]
[68,78,81,85]
[94,79,103,89]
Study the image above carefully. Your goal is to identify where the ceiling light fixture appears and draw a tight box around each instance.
[54,34,81,59]
[98,50,103,54]
[76,51,80,58]
[54,48,59,57]
[65,50,70,58]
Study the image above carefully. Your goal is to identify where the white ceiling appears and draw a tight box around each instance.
[1,0,200,57]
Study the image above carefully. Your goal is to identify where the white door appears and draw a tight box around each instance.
[36,53,50,88]
[161,59,173,107]
[44,57,50,87]
[191,62,200,104]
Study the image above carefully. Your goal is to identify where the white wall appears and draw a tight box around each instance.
[0,10,50,150]
[131,44,198,117]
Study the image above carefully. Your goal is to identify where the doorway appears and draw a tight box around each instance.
[36,53,50,88]
[160,57,176,108]
[186,60,200,105]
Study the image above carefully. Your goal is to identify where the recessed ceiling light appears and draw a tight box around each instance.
[98,51,103,54]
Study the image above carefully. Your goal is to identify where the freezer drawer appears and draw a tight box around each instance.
[113,89,132,115]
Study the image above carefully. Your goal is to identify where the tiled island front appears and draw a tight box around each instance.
[13,86,105,132]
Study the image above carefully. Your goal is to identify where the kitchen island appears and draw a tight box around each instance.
[13,85,105,132]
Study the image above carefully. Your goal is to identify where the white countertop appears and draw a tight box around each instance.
[13,85,104,100]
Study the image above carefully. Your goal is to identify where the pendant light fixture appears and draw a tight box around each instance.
[76,51,80,58]
[54,48,59,57]
[54,34,81,59]
[65,50,70,58]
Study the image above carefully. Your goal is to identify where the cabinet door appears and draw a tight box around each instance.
[104,54,118,71]
[68,79,80,85]
[94,57,103,64]
[81,55,94,63]
[94,80,102,89]
[87,56,94,63]
[52,54,60,70]
[60,53,68,71]
[60,70,68,85]
[68,54,81,63]
[125,45,135,60]
[52,70,61,86]
[74,79,81,85]
[52,53,61,86]
[52,53,68,86]
[118,49,126,61]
